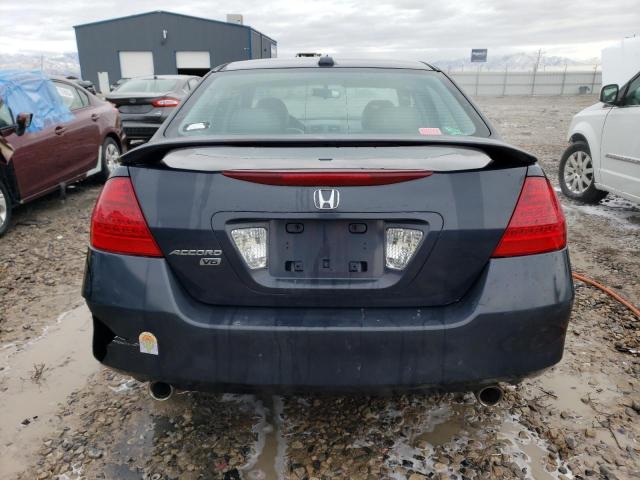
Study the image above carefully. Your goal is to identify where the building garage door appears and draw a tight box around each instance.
[176,51,211,77]
[119,51,154,79]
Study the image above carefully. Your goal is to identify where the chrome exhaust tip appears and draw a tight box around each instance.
[148,381,174,401]
[475,385,503,407]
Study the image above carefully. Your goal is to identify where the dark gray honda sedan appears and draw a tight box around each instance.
[83,57,572,402]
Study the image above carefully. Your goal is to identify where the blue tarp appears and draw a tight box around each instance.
[0,70,73,133]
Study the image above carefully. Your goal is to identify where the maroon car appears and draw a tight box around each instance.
[0,76,125,236]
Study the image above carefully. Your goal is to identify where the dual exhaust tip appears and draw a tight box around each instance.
[147,381,503,406]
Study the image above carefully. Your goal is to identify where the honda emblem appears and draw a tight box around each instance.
[313,189,340,210]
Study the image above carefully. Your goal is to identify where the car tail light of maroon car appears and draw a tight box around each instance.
[91,177,162,257]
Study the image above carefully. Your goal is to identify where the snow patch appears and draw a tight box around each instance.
[563,195,640,231]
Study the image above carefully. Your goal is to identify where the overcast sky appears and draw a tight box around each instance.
[0,0,637,60]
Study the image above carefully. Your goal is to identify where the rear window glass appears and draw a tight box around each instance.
[166,68,490,138]
[54,83,84,111]
[116,78,178,93]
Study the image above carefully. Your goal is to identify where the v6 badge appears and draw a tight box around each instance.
[200,258,222,266]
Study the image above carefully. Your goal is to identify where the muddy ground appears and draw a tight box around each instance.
[0,95,639,480]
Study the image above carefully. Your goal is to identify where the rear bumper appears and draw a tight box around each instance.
[121,120,162,140]
[83,249,573,392]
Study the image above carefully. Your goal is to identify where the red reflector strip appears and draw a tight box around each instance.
[90,177,162,257]
[492,177,566,258]
[222,170,432,186]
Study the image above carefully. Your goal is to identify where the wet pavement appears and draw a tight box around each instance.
[0,306,96,477]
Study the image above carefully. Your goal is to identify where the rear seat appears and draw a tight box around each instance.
[361,101,422,134]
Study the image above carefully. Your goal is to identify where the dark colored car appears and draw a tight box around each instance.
[106,75,200,144]
[83,58,573,399]
[0,76,125,236]
[110,78,129,92]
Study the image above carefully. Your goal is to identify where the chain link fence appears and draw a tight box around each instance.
[446,67,601,96]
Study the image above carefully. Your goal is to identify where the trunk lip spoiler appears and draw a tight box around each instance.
[121,135,537,167]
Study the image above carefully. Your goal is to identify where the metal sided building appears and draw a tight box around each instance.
[74,11,277,90]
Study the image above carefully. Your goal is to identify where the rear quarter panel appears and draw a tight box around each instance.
[94,98,124,144]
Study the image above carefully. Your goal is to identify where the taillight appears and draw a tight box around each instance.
[91,177,162,257]
[492,177,566,258]
[222,170,432,186]
[151,97,180,107]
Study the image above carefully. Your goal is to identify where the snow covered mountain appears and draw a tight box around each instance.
[0,52,80,77]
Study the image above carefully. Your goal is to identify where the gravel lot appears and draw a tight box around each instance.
[1,95,639,480]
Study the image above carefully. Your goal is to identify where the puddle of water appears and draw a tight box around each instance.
[0,305,98,478]
[385,404,457,477]
[536,368,621,419]
[413,406,466,447]
[386,401,568,480]
[240,395,286,480]
[500,419,563,480]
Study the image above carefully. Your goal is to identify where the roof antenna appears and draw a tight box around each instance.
[318,56,334,67]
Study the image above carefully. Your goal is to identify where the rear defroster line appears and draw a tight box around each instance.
[572,272,640,319]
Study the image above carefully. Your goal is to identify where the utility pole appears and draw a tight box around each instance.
[560,63,568,95]
[534,48,542,71]
[475,64,482,96]
[502,65,508,96]
[591,63,599,94]
[40,54,44,71]
[531,48,542,96]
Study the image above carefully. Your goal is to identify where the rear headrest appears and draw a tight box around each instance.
[256,97,289,124]
[361,103,421,133]
[227,107,285,134]
[361,100,394,131]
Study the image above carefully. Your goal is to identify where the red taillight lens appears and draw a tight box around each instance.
[492,177,566,258]
[91,177,162,257]
[151,97,180,107]
[222,170,432,186]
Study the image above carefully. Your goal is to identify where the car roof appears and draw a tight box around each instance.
[220,57,436,72]
[130,75,194,80]
[49,75,76,82]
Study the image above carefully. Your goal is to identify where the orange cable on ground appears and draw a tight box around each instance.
[572,272,640,319]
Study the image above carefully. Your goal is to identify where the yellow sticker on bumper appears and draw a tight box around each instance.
[139,332,159,355]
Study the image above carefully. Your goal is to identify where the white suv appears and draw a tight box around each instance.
[560,71,640,203]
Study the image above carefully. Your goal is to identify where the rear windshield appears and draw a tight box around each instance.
[116,78,179,93]
[166,68,490,138]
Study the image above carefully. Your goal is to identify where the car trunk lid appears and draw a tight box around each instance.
[128,143,529,307]
[106,91,172,114]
